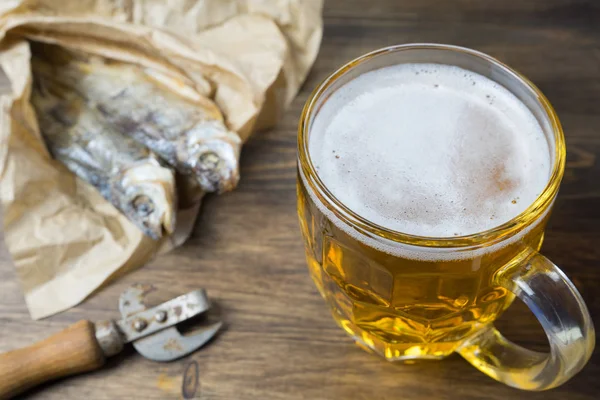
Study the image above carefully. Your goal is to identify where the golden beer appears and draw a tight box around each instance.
[297,44,595,390]
[298,178,547,359]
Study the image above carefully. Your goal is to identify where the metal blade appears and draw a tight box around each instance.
[115,284,222,362]
[132,322,223,362]
[117,284,210,343]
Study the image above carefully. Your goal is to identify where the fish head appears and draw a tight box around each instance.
[180,121,242,193]
[115,160,177,240]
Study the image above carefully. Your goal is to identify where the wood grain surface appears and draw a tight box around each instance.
[1,0,599,399]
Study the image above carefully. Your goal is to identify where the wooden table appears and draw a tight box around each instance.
[1,1,599,399]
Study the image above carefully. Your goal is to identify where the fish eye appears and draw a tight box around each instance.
[132,195,155,216]
[199,151,220,170]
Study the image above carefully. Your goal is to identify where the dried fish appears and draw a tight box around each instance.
[31,73,177,240]
[31,43,242,194]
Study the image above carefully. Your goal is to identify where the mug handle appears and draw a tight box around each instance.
[457,252,595,390]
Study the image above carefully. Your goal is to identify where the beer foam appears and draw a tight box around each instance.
[309,63,551,239]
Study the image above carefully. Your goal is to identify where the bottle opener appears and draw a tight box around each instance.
[0,284,222,399]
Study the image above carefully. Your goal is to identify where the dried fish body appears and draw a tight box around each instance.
[31,74,177,240]
[32,44,242,194]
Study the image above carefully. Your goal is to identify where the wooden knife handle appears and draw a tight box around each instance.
[0,320,106,399]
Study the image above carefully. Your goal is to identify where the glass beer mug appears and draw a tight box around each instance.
[297,44,595,390]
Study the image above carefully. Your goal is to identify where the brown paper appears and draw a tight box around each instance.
[0,0,323,319]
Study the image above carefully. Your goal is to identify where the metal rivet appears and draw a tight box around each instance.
[133,318,148,332]
[155,310,168,323]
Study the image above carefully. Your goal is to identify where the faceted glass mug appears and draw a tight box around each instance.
[297,44,595,390]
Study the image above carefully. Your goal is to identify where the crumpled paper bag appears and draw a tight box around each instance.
[0,0,323,319]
